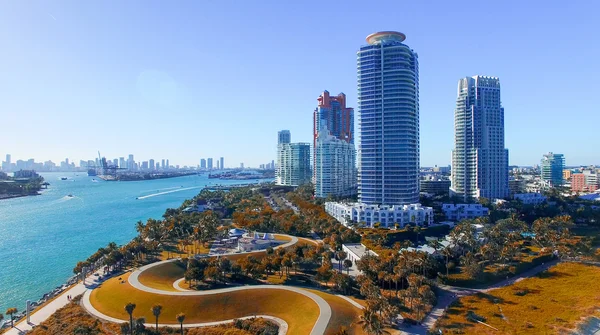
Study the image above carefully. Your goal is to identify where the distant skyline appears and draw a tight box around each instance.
[1,1,599,167]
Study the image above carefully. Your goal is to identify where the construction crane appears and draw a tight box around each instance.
[97,151,126,177]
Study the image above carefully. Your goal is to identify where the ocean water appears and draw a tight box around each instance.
[0,172,267,312]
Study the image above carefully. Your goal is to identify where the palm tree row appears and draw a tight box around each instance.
[123,302,184,335]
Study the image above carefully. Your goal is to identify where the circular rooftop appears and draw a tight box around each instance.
[366,31,406,45]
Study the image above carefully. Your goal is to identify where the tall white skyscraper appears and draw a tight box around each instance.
[207,158,213,169]
[451,76,509,200]
[357,31,420,205]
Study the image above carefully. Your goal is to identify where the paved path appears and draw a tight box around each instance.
[397,259,561,335]
[4,274,104,335]
[81,290,289,335]
[85,259,332,335]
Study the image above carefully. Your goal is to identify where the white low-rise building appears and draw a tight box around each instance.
[442,203,489,221]
[342,243,379,264]
[326,202,433,228]
[514,193,547,205]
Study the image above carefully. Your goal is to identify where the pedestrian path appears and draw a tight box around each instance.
[123,259,332,335]
[4,273,103,335]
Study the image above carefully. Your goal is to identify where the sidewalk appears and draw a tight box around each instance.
[3,273,104,335]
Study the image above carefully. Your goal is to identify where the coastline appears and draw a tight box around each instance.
[97,171,199,182]
[0,192,40,201]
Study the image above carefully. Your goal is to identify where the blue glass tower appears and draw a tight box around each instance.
[357,31,420,205]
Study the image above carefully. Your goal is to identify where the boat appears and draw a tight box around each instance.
[60,177,68,180]
[67,194,73,198]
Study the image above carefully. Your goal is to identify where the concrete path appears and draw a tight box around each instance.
[3,273,104,335]
[124,259,331,335]
[81,290,289,335]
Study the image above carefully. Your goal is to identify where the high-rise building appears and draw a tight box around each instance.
[325,31,433,228]
[313,90,354,183]
[141,161,149,170]
[357,31,420,205]
[120,157,126,169]
[450,76,509,200]
[2,154,11,171]
[540,152,565,188]
[240,163,244,169]
[216,160,220,169]
[128,154,135,170]
[149,159,155,170]
[207,158,213,169]
[220,157,224,170]
[200,159,206,169]
[276,131,311,186]
[161,159,166,170]
[278,130,291,145]
[166,159,169,170]
[314,126,356,198]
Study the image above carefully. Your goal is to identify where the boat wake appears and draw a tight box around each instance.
[139,186,183,193]
[136,186,202,200]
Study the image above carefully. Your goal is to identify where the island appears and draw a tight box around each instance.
[0,170,46,200]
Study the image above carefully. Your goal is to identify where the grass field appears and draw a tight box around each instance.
[436,262,600,334]
[137,260,186,291]
[90,273,320,334]
[306,289,363,335]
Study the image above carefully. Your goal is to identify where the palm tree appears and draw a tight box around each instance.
[124,303,136,335]
[176,313,186,335]
[355,308,390,335]
[151,304,162,332]
[5,308,17,327]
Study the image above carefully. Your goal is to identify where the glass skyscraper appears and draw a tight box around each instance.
[451,76,509,200]
[541,152,565,188]
[357,31,420,205]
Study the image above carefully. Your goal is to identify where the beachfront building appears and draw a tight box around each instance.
[325,202,433,228]
[420,178,451,196]
[541,152,565,188]
[314,126,356,198]
[357,31,420,205]
[442,203,489,221]
[450,76,509,201]
[313,91,354,180]
[276,131,311,186]
[342,243,379,264]
[513,193,547,205]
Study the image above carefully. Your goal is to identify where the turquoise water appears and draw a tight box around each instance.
[0,172,267,312]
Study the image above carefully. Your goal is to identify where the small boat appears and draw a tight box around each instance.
[67,194,73,198]
[61,177,68,180]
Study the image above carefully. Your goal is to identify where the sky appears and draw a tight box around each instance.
[0,0,598,168]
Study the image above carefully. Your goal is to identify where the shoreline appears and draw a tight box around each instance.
[97,171,199,182]
[0,192,40,201]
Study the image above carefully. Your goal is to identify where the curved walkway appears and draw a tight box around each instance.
[127,259,331,335]
[81,290,289,335]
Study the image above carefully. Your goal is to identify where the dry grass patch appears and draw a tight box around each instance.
[305,289,364,335]
[90,273,319,334]
[137,260,186,291]
[436,262,600,334]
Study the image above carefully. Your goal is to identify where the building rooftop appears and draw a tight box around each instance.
[366,31,406,45]
[343,243,378,259]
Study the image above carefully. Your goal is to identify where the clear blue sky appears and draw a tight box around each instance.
[1,0,598,168]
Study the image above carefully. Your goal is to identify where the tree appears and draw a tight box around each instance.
[134,317,146,334]
[5,308,17,327]
[124,303,136,335]
[343,259,353,275]
[176,313,186,335]
[335,250,347,272]
[356,308,390,335]
[151,304,162,332]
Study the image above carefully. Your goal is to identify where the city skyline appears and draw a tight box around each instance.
[1,1,599,167]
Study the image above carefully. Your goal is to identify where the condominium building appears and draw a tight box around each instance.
[540,152,565,188]
[572,168,599,192]
[220,157,224,170]
[326,202,433,228]
[313,91,354,182]
[450,76,509,200]
[207,158,213,170]
[200,159,206,169]
[441,203,489,221]
[357,31,420,205]
[276,131,311,186]
[420,178,451,195]
[314,126,356,198]
[278,130,291,145]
